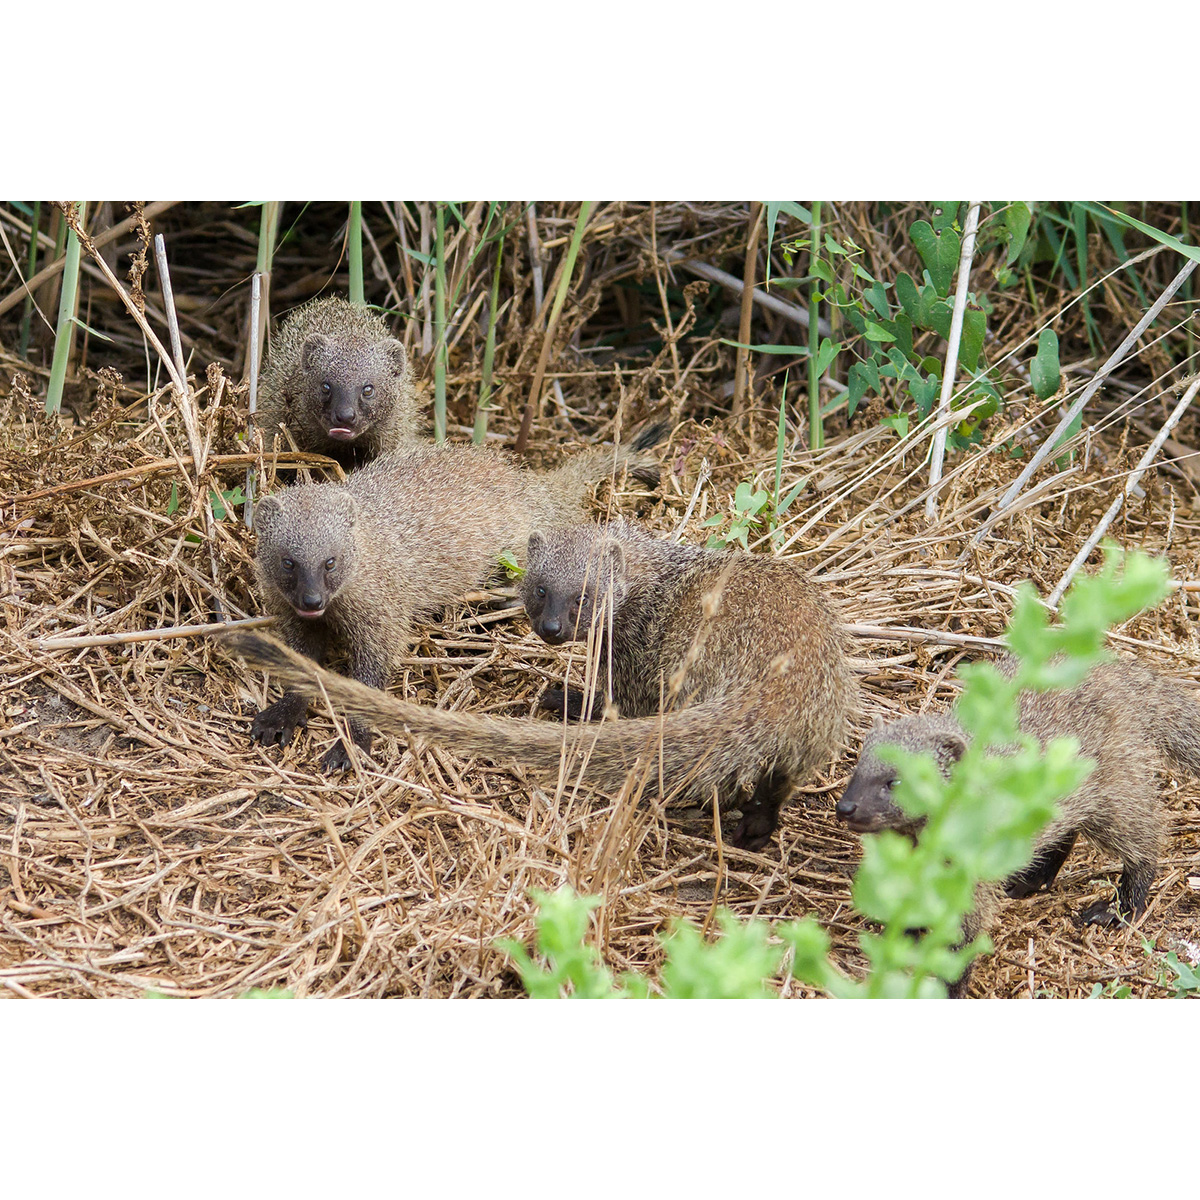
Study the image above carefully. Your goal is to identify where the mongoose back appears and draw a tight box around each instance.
[256,297,420,465]
[232,517,853,850]
[835,658,1200,992]
[249,431,665,770]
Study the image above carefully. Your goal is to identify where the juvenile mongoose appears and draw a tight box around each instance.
[835,658,1200,991]
[249,430,666,771]
[231,518,853,850]
[256,297,420,465]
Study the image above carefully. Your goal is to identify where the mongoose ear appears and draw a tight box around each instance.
[301,333,329,372]
[527,530,546,566]
[935,729,968,768]
[331,489,359,528]
[253,494,282,535]
[382,338,408,375]
[601,537,627,581]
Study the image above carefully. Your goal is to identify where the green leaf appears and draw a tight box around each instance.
[166,481,179,517]
[881,413,909,438]
[959,309,986,374]
[815,338,839,377]
[719,339,809,356]
[1003,202,1032,265]
[810,259,834,284]
[862,321,895,343]
[1031,328,1061,401]
[847,359,879,417]
[910,219,960,295]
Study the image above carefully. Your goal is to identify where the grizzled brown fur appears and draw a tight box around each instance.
[837,657,1200,994]
[249,434,665,771]
[256,297,420,465]
[233,518,852,849]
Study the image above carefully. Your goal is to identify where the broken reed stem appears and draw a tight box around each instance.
[1048,374,1200,605]
[153,234,202,466]
[39,615,276,652]
[44,201,85,416]
[732,202,763,417]
[971,255,1200,548]
[245,272,263,529]
[348,201,365,306]
[473,225,506,445]
[433,202,448,443]
[843,623,1005,650]
[18,200,41,358]
[925,200,981,520]
[808,201,824,450]
[527,202,546,317]
[513,201,594,455]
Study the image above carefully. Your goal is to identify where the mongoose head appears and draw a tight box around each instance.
[300,332,408,444]
[836,714,968,834]
[253,488,359,618]
[520,526,629,646]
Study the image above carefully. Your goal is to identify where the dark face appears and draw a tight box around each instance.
[301,335,406,442]
[835,755,905,833]
[255,491,356,618]
[520,530,627,647]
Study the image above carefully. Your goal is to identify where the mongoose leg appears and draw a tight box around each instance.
[1076,859,1155,928]
[1004,832,1078,899]
[250,618,329,747]
[730,767,793,852]
[321,642,390,772]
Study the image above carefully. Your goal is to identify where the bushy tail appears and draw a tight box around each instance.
[227,627,747,801]
[536,421,670,520]
[1130,665,1200,777]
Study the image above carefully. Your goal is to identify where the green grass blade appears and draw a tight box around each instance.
[348,201,364,306]
[45,202,84,416]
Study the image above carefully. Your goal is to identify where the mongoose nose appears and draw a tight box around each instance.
[334,407,357,426]
[300,592,323,611]
[540,616,562,640]
[835,797,857,821]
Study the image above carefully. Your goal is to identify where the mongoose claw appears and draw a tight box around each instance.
[730,813,777,853]
[251,696,308,747]
[320,725,373,773]
[539,686,593,722]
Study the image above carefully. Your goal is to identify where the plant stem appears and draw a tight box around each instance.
[732,202,764,417]
[433,202,448,442]
[808,201,823,450]
[18,200,40,359]
[45,202,85,416]
[513,201,594,455]
[254,202,280,371]
[474,225,506,444]
[348,201,364,306]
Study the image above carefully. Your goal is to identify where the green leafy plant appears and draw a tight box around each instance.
[702,479,770,550]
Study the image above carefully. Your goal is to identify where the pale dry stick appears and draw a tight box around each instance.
[648,201,681,384]
[39,614,276,651]
[925,201,981,520]
[1047,374,1200,606]
[0,200,179,319]
[843,623,1005,651]
[663,250,833,340]
[525,203,569,419]
[732,202,764,417]
[419,202,433,356]
[670,459,712,543]
[969,256,1199,551]
[153,235,200,464]
[245,272,262,529]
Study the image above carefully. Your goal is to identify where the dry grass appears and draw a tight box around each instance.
[2,201,1199,998]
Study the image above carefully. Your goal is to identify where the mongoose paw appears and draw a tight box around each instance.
[730,813,778,853]
[251,697,308,747]
[320,727,373,773]
[1003,876,1041,900]
[539,686,593,722]
[1075,900,1123,929]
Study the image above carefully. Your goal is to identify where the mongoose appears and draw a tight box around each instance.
[249,430,666,771]
[255,297,420,465]
[835,658,1200,992]
[231,518,853,850]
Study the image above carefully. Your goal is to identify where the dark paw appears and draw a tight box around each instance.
[320,727,373,773]
[730,813,777,853]
[1003,877,1040,900]
[1075,900,1123,929]
[251,697,308,747]
[539,686,592,722]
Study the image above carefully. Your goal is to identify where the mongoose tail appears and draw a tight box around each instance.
[228,629,789,811]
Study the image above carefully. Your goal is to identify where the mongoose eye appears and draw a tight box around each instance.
[361,384,374,398]
[282,557,295,570]
[325,557,336,571]
[536,586,546,598]
[321,382,332,395]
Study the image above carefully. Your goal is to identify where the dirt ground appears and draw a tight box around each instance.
[2,201,1198,997]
